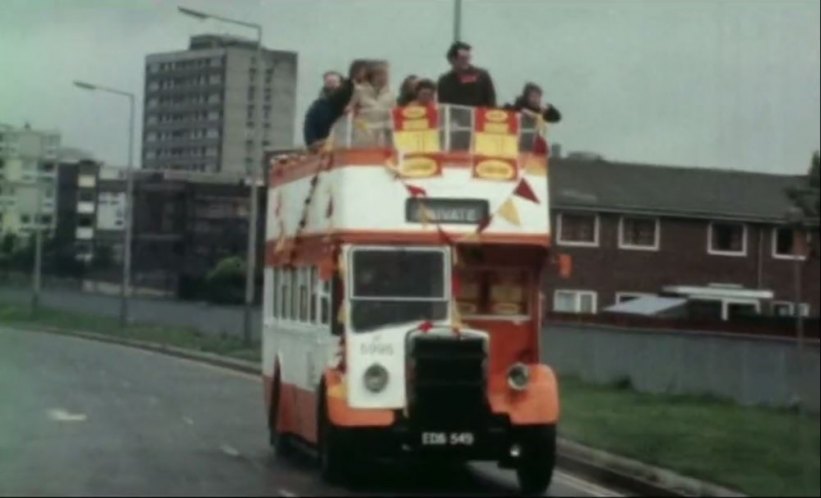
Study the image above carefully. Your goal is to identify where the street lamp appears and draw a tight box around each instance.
[73,80,135,330]
[178,5,263,347]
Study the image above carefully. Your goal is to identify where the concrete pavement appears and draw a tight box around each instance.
[0,326,624,496]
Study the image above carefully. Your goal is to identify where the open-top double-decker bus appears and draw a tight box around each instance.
[262,104,558,493]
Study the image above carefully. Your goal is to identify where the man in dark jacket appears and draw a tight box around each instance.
[437,41,496,108]
[302,62,365,150]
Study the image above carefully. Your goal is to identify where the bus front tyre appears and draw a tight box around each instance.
[269,378,292,458]
[318,399,348,483]
[515,426,556,495]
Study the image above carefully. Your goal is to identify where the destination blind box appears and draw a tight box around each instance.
[406,198,490,225]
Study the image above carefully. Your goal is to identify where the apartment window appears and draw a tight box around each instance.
[618,216,659,250]
[772,227,806,260]
[772,301,810,318]
[554,290,598,314]
[40,214,52,224]
[21,214,31,224]
[615,292,653,304]
[708,222,746,256]
[557,213,599,247]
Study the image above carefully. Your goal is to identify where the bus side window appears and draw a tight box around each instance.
[280,268,290,321]
[310,267,318,323]
[272,268,279,319]
[330,274,343,336]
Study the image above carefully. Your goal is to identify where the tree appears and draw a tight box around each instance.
[204,256,246,304]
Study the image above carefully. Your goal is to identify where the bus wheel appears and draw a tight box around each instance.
[318,394,348,483]
[269,377,292,457]
[515,425,556,495]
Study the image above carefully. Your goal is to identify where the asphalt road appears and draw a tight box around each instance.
[0,326,624,497]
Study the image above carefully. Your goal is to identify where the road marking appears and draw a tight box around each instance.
[220,444,241,458]
[47,408,87,423]
[277,489,298,498]
[554,470,623,497]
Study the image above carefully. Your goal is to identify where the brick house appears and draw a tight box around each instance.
[544,156,820,318]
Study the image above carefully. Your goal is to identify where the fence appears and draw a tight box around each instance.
[542,321,821,413]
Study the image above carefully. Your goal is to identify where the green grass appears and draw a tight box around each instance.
[559,376,821,497]
[0,302,260,361]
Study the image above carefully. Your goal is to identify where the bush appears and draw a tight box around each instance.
[204,256,246,304]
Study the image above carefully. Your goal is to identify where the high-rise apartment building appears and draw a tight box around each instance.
[142,34,298,175]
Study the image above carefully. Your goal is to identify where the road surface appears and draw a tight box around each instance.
[0,325,623,497]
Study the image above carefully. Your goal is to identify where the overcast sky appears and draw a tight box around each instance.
[1,0,818,174]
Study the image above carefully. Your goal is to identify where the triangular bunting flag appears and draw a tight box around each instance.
[405,184,427,198]
[274,235,286,253]
[514,178,539,204]
[497,198,521,226]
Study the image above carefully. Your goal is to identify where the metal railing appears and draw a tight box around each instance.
[329,104,543,153]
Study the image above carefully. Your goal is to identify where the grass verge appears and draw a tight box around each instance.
[559,376,820,497]
[0,302,259,362]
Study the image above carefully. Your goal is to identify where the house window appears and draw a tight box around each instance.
[772,301,810,318]
[619,216,659,250]
[553,290,597,314]
[557,213,599,247]
[299,267,309,322]
[772,227,806,260]
[615,292,653,304]
[290,269,298,321]
[708,222,746,256]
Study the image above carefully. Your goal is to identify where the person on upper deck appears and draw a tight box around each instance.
[350,61,395,115]
[397,74,419,106]
[437,41,497,108]
[302,61,362,151]
[319,70,343,98]
[408,79,437,107]
[506,82,562,123]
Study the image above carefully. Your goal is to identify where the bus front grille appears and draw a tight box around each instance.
[406,334,488,427]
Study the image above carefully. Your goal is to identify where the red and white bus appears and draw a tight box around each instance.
[262,104,559,493]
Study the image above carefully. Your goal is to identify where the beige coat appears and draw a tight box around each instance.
[350,83,395,146]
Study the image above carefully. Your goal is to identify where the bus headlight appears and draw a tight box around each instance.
[363,363,389,393]
[507,363,530,391]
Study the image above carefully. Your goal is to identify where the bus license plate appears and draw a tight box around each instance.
[421,431,475,446]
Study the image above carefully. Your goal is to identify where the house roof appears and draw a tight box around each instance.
[549,157,808,223]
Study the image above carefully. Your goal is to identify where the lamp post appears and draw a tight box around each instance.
[73,80,135,329]
[178,6,263,347]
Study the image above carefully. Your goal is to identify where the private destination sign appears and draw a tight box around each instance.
[406,198,489,225]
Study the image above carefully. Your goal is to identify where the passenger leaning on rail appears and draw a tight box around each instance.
[505,82,562,123]
[302,61,362,151]
[349,61,395,146]
[437,41,497,108]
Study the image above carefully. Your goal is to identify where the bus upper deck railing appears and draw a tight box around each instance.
[329,104,544,154]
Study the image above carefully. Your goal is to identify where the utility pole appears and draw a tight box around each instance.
[178,6,264,347]
[31,179,44,314]
[453,0,463,42]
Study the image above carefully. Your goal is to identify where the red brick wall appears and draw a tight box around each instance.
[544,211,821,316]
